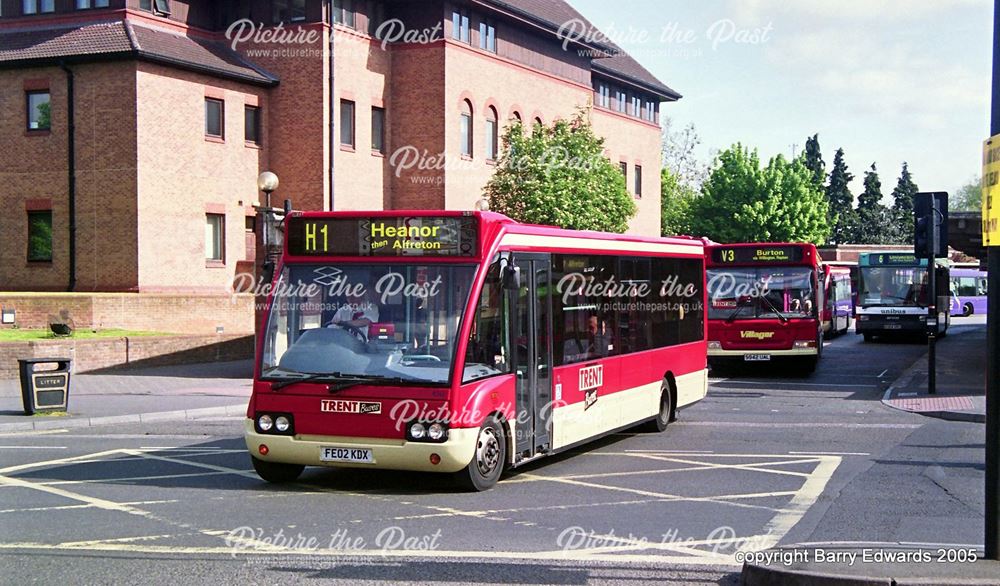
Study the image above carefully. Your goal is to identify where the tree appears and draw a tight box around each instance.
[853,163,895,244]
[660,167,696,236]
[690,144,829,244]
[888,162,919,243]
[803,134,825,190]
[825,148,855,244]
[486,113,637,232]
[661,119,710,188]
[952,176,982,211]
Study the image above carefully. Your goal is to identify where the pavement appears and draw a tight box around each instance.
[744,315,995,585]
[0,359,252,432]
[880,315,988,423]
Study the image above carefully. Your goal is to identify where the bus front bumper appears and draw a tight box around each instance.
[244,420,479,474]
[708,347,818,357]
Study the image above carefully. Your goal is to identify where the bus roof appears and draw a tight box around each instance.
[857,251,951,268]
[282,210,705,262]
[704,242,819,268]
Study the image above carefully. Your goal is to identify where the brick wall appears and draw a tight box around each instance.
[0,293,255,334]
[0,62,139,292]
[135,62,268,294]
[0,333,254,379]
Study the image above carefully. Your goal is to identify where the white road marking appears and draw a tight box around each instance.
[789,451,870,456]
[679,421,921,429]
[0,449,125,475]
[713,381,873,389]
[755,455,841,550]
[0,429,68,437]
[120,449,258,479]
[878,369,889,378]
[0,446,66,449]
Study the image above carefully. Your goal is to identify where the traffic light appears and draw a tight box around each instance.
[913,192,949,258]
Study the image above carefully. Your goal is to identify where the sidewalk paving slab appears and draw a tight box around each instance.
[880,322,986,423]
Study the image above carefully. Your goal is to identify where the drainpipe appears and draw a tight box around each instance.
[60,62,77,292]
[328,0,336,210]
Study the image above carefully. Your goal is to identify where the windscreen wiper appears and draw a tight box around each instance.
[758,295,789,324]
[725,299,749,323]
[267,371,346,391]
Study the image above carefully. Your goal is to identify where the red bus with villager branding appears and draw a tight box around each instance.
[705,242,825,372]
[246,211,707,490]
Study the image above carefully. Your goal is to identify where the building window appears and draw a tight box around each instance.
[274,0,306,23]
[615,90,626,113]
[27,211,53,262]
[596,83,610,108]
[619,161,627,177]
[23,0,55,14]
[643,100,654,121]
[205,98,224,139]
[512,111,522,123]
[139,0,170,13]
[340,99,355,148]
[533,117,543,128]
[206,214,225,262]
[75,0,110,8]
[332,0,354,27]
[631,95,641,117]
[460,100,473,158]
[634,165,642,198]
[368,1,385,36]
[452,11,470,43]
[244,105,260,144]
[26,91,51,131]
[485,106,498,161]
[371,106,385,153]
[479,21,496,52]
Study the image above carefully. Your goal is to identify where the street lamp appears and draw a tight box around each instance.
[257,171,280,209]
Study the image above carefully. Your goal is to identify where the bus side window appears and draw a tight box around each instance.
[464,262,510,379]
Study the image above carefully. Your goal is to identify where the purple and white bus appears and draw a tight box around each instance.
[949,268,988,317]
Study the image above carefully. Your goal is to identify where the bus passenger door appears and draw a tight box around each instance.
[510,253,553,461]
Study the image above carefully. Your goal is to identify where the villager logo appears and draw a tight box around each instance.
[321,400,382,415]
[579,364,604,392]
[740,331,775,340]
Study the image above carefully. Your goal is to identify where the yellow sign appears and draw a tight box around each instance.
[983,135,1000,245]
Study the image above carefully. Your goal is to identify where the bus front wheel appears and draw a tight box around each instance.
[251,456,304,483]
[643,382,674,433]
[455,416,505,492]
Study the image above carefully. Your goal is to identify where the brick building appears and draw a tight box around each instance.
[0,0,679,297]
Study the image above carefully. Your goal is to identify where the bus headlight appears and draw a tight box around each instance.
[409,422,426,440]
[257,414,273,432]
[275,416,291,432]
[427,423,447,441]
[707,341,722,350]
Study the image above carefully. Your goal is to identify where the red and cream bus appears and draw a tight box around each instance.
[705,242,825,372]
[246,211,708,490]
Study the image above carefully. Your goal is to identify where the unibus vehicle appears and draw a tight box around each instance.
[247,211,708,491]
[822,265,853,337]
[856,252,950,341]
[705,243,824,371]
[949,267,988,317]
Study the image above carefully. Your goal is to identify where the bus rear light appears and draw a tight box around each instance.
[429,453,441,466]
[707,341,722,350]
[258,444,269,456]
[793,340,816,348]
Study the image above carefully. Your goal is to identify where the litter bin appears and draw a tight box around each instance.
[18,358,71,415]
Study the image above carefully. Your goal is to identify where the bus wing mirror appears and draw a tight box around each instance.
[501,264,521,290]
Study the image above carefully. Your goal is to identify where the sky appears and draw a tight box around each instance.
[573,0,993,200]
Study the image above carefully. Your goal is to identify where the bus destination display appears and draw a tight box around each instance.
[871,253,919,266]
[286,216,477,257]
[712,246,804,264]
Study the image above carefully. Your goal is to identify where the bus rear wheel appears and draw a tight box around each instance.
[251,456,304,483]
[455,416,505,492]
[963,303,974,317]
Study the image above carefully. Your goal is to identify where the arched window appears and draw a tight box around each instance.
[460,99,473,158]
[485,106,498,161]
[533,116,543,129]
[512,111,522,123]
